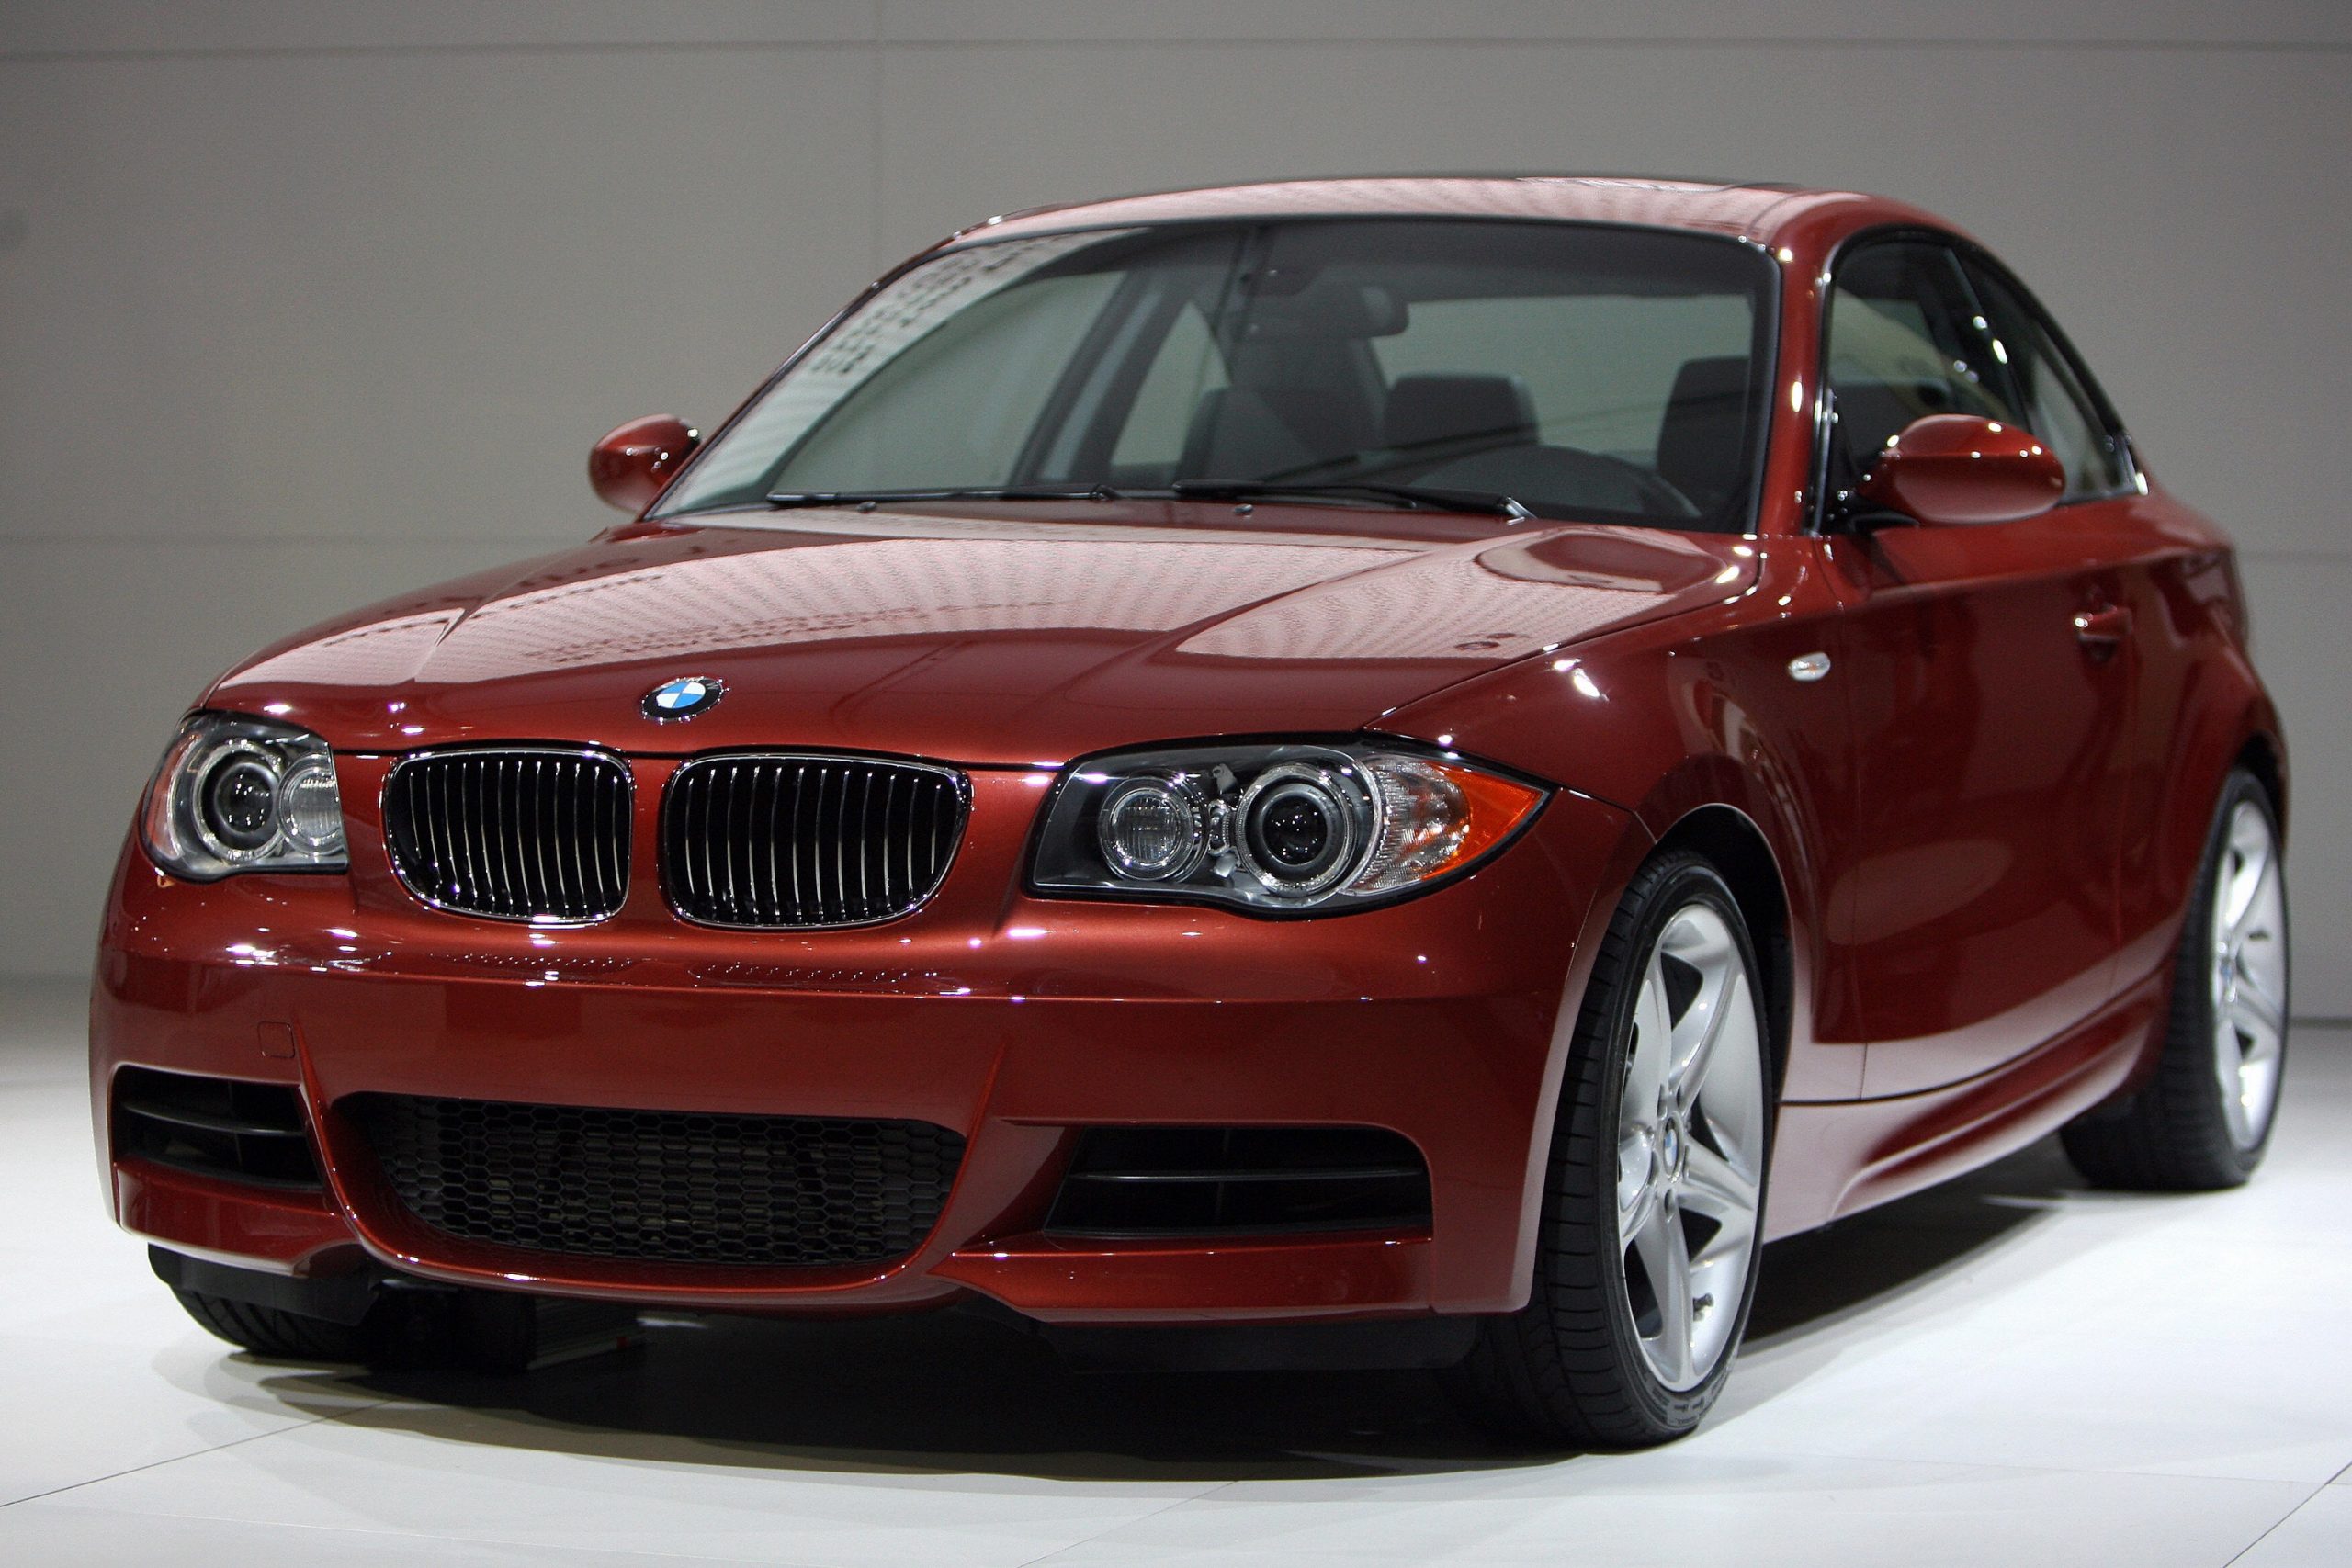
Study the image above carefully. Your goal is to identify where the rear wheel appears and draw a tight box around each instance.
[2063,769,2290,1189]
[1453,852,1772,1447]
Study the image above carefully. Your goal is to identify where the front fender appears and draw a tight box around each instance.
[1378,543,1864,1101]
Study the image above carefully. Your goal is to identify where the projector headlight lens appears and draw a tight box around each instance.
[1237,763,1362,899]
[142,713,348,880]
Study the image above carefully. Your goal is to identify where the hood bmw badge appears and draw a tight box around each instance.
[642,675,726,722]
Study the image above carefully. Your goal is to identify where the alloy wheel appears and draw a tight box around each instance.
[1615,903,1768,1393]
[2210,800,2289,1150]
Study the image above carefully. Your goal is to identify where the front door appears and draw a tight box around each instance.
[1820,238,2133,1096]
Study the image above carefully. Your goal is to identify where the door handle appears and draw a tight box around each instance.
[2074,604,2132,649]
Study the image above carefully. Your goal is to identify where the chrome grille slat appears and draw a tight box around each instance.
[560,758,585,908]
[605,761,627,896]
[488,758,512,904]
[662,754,965,929]
[526,759,548,910]
[384,749,631,922]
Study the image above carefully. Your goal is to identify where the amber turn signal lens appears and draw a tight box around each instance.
[1350,755,1545,895]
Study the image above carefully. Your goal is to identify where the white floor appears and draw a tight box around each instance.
[2,978,2347,1567]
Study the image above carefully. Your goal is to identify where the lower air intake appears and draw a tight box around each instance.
[349,1094,965,1268]
[113,1067,322,1190]
[1045,1125,1431,1238]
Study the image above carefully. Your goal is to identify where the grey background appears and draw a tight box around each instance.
[2,2,2344,1014]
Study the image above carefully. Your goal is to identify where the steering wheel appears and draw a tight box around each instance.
[1412,445,1702,520]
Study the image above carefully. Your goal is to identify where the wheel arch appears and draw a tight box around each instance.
[2233,726,2289,838]
[2130,689,2289,976]
[1651,805,1795,1104]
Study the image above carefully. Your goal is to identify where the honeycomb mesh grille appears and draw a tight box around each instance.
[382,749,632,922]
[349,1094,965,1268]
[662,754,966,928]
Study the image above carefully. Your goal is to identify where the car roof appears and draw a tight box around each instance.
[956,175,1939,251]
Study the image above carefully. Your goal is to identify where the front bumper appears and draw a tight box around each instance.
[91,761,1632,1325]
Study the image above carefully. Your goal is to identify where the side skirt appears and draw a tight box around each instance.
[1764,972,2165,1237]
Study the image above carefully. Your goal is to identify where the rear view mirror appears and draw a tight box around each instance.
[588,415,700,513]
[1857,414,2064,527]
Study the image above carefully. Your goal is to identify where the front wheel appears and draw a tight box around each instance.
[173,1287,382,1363]
[1453,852,1772,1447]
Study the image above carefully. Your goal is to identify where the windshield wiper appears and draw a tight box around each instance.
[1166,481,1537,524]
[764,485,1124,509]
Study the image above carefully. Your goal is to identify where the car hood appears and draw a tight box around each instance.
[209,502,1753,763]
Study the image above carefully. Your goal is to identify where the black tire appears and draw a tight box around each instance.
[173,1287,378,1363]
[2063,769,2290,1190]
[174,1274,633,1372]
[1450,851,1773,1448]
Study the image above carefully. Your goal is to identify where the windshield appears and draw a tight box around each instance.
[658,219,1776,532]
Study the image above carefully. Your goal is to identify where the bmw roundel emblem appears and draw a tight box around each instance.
[642,675,726,722]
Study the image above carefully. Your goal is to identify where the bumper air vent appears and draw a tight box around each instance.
[350,1093,967,1268]
[1045,1125,1431,1238]
[113,1067,322,1190]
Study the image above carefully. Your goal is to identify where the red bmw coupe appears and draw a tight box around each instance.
[92,176,2290,1446]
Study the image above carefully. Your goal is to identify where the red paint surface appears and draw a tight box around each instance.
[587,414,698,514]
[1858,413,2066,525]
[91,178,2284,1323]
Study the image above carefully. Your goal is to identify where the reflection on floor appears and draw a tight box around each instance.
[2,977,2346,1565]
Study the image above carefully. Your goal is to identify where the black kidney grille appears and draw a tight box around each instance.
[663,755,966,928]
[383,750,631,922]
[349,1094,966,1268]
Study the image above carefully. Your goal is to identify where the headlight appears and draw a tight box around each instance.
[141,713,348,880]
[1032,740,1545,913]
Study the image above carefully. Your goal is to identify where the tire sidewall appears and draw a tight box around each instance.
[2179,770,2290,1174]
[1564,854,1773,1435]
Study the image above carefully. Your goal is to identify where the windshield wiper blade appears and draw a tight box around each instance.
[1166,481,1537,524]
[764,485,1124,509]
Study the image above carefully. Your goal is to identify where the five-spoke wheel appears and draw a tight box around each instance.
[1455,851,1773,1447]
[1615,903,1768,1393]
[2064,768,2290,1190]
[2209,798,2288,1151]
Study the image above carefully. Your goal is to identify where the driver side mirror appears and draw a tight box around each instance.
[588,415,700,513]
[1856,413,2064,527]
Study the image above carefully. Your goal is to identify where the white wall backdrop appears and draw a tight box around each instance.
[3,2,2346,1013]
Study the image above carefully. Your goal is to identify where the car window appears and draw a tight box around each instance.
[1824,241,2020,491]
[662,219,1777,532]
[1107,299,1230,480]
[1963,261,2132,501]
[753,268,1125,494]
[1371,292,1755,475]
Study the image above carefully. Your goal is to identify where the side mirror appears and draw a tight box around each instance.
[588,415,700,513]
[1856,414,2065,527]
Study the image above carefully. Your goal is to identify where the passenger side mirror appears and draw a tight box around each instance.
[588,415,700,513]
[1855,414,2065,527]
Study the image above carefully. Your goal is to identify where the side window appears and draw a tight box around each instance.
[1963,262,2131,501]
[1824,241,2020,490]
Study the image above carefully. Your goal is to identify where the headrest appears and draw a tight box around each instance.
[1655,355,1750,512]
[1664,355,1748,418]
[1384,373,1538,455]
